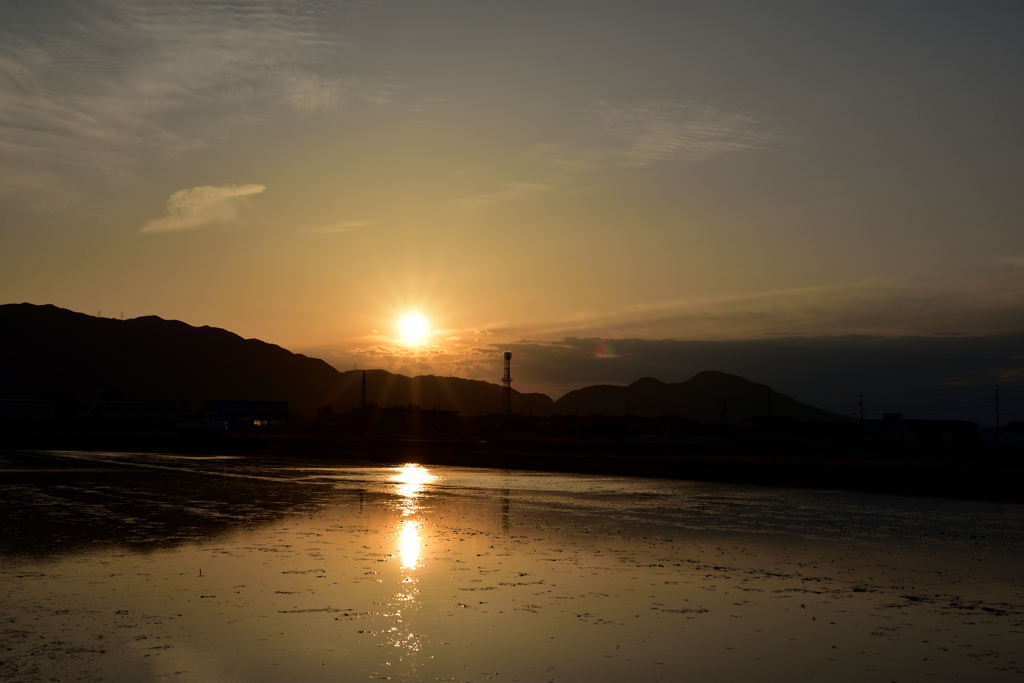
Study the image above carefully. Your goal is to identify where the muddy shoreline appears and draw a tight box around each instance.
[5,457,1023,682]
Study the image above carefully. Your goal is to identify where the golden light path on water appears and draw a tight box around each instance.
[392,463,431,568]
[399,520,420,569]
[388,464,433,662]
[392,463,435,509]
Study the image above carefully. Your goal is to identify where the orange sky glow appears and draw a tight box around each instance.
[3,2,1024,403]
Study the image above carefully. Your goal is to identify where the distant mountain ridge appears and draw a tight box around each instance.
[0,303,843,423]
[553,372,847,423]
[0,303,550,415]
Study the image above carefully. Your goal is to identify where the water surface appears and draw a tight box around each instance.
[2,450,1022,682]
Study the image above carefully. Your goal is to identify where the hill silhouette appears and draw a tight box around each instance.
[1,303,845,424]
[0,304,551,416]
[551,372,846,423]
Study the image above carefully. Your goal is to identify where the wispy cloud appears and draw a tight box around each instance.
[300,220,371,234]
[587,100,788,165]
[530,99,791,170]
[0,2,390,194]
[454,182,549,211]
[999,254,1024,267]
[140,184,265,234]
[502,272,1024,342]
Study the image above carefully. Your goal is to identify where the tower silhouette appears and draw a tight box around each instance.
[501,352,512,418]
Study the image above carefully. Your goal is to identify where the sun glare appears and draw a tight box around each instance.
[399,519,421,569]
[397,312,429,345]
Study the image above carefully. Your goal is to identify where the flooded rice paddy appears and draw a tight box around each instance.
[2,449,1023,682]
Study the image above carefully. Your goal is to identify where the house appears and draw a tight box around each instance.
[206,399,288,430]
[868,413,980,444]
[983,421,1024,445]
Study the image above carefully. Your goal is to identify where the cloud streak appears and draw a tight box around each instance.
[0,2,390,195]
[586,100,789,165]
[498,272,1024,342]
[454,182,549,211]
[140,184,265,234]
[529,100,791,170]
[300,220,371,234]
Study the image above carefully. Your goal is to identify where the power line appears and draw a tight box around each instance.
[810,394,861,403]
[862,388,995,399]
[811,387,1024,402]
[868,403,995,413]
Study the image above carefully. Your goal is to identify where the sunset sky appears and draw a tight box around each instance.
[3,2,1023,416]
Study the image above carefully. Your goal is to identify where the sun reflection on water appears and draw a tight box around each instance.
[382,465,432,665]
[392,464,435,509]
[399,519,420,569]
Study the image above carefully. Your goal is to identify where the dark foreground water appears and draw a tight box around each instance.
[1,450,1023,682]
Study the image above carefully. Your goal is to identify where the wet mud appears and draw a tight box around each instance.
[2,450,1023,682]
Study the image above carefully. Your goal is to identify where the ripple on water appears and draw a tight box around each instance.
[1,451,1022,682]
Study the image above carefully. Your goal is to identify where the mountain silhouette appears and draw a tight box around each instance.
[0,303,550,416]
[1,304,844,424]
[551,372,845,423]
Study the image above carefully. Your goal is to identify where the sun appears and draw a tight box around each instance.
[397,312,430,345]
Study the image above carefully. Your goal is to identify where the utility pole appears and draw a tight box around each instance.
[501,352,512,418]
[858,391,866,440]
[995,385,1001,445]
